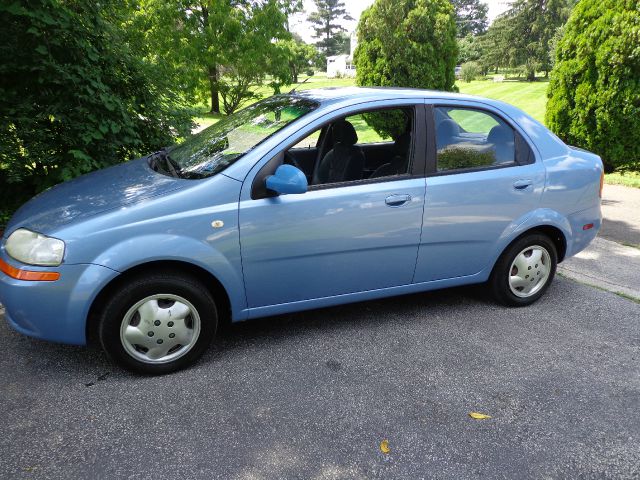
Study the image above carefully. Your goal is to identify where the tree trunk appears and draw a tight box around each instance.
[209,65,220,114]
[527,69,536,82]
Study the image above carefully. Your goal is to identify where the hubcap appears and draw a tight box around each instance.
[508,245,552,298]
[119,294,201,364]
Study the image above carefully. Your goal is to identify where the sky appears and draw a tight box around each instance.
[290,0,512,43]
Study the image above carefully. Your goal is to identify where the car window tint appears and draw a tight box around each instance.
[435,107,515,172]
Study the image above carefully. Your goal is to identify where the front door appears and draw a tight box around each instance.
[239,104,427,309]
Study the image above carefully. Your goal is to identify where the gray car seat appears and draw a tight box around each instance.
[370,132,412,178]
[436,119,460,148]
[313,120,365,184]
[487,125,515,164]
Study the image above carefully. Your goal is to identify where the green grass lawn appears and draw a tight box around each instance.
[456,79,548,124]
[605,171,640,189]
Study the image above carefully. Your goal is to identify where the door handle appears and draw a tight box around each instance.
[513,179,533,190]
[385,194,411,207]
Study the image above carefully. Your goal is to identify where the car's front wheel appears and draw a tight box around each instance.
[489,233,557,307]
[98,272,217,374]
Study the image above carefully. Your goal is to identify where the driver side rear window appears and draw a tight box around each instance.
[435,107,516,172]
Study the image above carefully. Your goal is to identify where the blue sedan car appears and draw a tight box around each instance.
[0,88,603,373]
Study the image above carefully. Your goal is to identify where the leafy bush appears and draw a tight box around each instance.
[545,0,640,172]
[354,0,457,139]
[438,147,495,171]
[0,0,194,222]
[460,62,481,82]
[361,109,410,140]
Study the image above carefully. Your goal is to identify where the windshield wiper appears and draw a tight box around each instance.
[149,148,181,178]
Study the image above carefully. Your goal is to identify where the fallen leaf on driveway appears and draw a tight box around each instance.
[380,439,390,454]
[469,412,492,420]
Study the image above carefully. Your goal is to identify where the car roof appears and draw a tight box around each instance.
[291,86,483,104]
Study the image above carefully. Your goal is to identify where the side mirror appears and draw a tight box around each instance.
[265,164,308,195]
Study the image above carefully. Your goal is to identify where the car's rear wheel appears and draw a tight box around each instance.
[98,272,217,374]
[489,233,557,307]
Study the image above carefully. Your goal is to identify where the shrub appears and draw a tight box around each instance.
[460,62,481,82]
[0,0,194,221]
[438,147,495,171]
[545,0,640,172]
[354,0,458,90]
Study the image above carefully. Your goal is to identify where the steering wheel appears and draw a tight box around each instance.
[283,151,301,170]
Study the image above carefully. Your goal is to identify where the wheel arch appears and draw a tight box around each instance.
[492,224,567,278]
[86,260,232,345]
[522,225,567,262]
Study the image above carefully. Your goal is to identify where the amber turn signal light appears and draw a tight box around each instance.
[599,171,604,198]
[0,258,60,281]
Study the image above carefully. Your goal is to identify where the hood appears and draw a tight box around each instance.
[6,158,190,235]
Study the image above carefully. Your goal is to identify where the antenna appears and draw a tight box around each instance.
[289,76,311,94]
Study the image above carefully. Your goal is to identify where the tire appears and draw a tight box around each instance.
[489,233,558,307]
[98,271,217,374]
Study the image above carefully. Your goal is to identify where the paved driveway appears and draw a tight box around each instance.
[1,277,638,479]
[601,184,640,248]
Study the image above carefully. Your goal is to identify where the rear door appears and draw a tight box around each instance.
[414,101,545,282]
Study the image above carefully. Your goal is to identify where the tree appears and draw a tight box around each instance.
[545,0,640,172]
[283,37,321,83]
[478,0,573,81]
[0,0,193,222]
[142,0,296,114]
[333,31,352,56]
[450,0,488,37]
[355,0,458,91]
[355,0,457,139]
[307,0,353,56]
[477,15,512,74]
[547,25,564,69]
[457,34,483,64]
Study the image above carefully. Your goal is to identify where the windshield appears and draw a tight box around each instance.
[166,96,318,179]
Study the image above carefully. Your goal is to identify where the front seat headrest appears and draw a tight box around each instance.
[436,119,460,146]
[332,120,358,146]
[487,125,513,145]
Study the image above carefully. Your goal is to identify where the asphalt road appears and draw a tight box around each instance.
[1,277,639,479]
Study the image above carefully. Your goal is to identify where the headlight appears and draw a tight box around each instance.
[5,228,65,266]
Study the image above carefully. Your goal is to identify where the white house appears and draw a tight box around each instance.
[326,32,357,78]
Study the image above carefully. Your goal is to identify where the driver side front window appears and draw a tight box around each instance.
[286,107,414,187]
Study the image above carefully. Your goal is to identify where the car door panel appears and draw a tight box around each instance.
[239,178,426,308]
[415,101,545,282]
[415,164,545,282]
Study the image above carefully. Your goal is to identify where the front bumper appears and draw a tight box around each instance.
[0,254,119,345]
